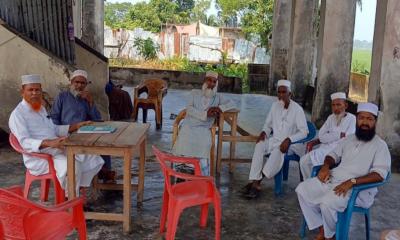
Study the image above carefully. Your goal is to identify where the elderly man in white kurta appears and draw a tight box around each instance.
[296,102,391,240]
[243,80,308,198]
[9,74,104,195]
[172,71,235,175]
[299,92,356,179]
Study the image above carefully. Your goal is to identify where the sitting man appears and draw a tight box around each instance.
[299,92,356,179]
[172,71,235,175]
[105,78,133,121]
[296,102,391,240]
[50,70,114,183]
[9,74,104,195]
[243,80,309,198]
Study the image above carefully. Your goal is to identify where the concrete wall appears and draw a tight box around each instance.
[0,24,109,131]
[81,0,104,53]
[109,67,242,93]
[0,24,73,130]
[74,43,109,120]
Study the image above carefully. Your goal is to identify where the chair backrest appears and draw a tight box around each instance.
[143,79,167,98]
[0,187,39,239]
[294,121,317,144]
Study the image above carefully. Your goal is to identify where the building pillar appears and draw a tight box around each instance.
[288,0,318,102]
[370,0,400,169]
[268,0,293,94]
[311,0,357,127]
[81,0,104,53]
[72,0,82,38]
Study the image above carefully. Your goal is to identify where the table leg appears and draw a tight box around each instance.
[137,139,146,204]
[67,147,76,199]
[229,114,238,173]
[123,149,132,233]
[216,114,224,174]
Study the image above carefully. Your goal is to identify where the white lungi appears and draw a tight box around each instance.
[296,177,377,238]
[249,139,305,180]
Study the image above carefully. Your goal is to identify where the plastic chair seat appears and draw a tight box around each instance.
[172,181,214,203]
[26,212,74,240]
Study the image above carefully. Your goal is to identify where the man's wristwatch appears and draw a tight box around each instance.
[350,178,357,185]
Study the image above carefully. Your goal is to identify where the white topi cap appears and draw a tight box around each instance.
[330,92,347,101]
[357,102,379,116]
[21,74,42,85]
[70,69,88,80]
[277,79,291,91]
[205,71,218,79]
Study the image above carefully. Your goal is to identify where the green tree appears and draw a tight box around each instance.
[174,0,195,12]
[133,37,159,60]
[191,0,211,23]
[104,2,133,29]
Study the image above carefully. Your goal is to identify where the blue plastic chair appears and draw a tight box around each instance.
[300,165,391,240]
[273,121,317,196]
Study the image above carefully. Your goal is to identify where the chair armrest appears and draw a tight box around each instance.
[24,152,53,161]
[134,84,147,98]
[46,197,85,212]
[353,181,386,192]
[5,185,24,196]
[168,169,215,183]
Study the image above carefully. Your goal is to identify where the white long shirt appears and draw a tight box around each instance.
[309,113,356,165]
[9,100,70,175]
[262,99,308,152]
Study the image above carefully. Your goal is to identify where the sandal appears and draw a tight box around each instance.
[245,187,261,199]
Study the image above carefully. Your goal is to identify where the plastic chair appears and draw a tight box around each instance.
[274,121,317,196]
[0,185,86,240]
[9,133,65,204]
[300,165,390,240]
[152,146,221,240]
[172,109,217,176]
[133,79,168,129]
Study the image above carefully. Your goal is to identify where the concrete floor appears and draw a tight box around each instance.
[0,89,399,240]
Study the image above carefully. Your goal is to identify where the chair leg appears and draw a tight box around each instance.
[156,103,162,130]
[365,212,370,240]
[160,192,169,233]
[54,178,65,204]
[283,158,290,181]
[24,176,32,199]
[200,203,209,228]
[274,169,283,196]
[133,103,139,121]
[214,197,222,240]
[166,204,181,240]
[40,179,50,202]
[143,109,148,123]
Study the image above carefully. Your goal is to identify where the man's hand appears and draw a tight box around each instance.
[340,132,346,138]
[79,91,94,106]
[279,138,291,153]
[41,137,67,150]
[257,131,267,143]
[317,165,331,183]
[69,121,92,133]
[334,180,354,197]
[306,139,319,152]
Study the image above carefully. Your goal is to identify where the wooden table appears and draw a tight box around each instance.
[63,121,149,233]
[216,110,258,174]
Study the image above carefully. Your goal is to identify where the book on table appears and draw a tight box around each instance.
[77,125,117,134]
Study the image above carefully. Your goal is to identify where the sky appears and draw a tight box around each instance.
[106,0,376,42]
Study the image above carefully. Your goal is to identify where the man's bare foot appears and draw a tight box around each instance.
[314,226,324,240]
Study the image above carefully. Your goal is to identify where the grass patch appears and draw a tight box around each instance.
[352,49,372,75]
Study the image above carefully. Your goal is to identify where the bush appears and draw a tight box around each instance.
[133,37,159,60]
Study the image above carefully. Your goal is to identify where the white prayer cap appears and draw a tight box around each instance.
[205,71,218,80]
[70,69,88,80]
[330,92,347,101]
[277,79,291,91]
[357,102,379,116]
[21,74,42,85]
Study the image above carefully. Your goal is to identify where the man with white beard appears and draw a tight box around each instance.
[299,92,356,179]
[172,71,235,175]
[242,80,309,199]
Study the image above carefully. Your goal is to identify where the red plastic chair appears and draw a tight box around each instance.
[152,146,221,240]
[0,185,86,240]
[9,133,65,204]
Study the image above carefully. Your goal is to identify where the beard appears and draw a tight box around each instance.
[202,83,217,98]
[24,97,42,112]
[70,86,81,98]
[355,125,376,142]
[334,112,346,126]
